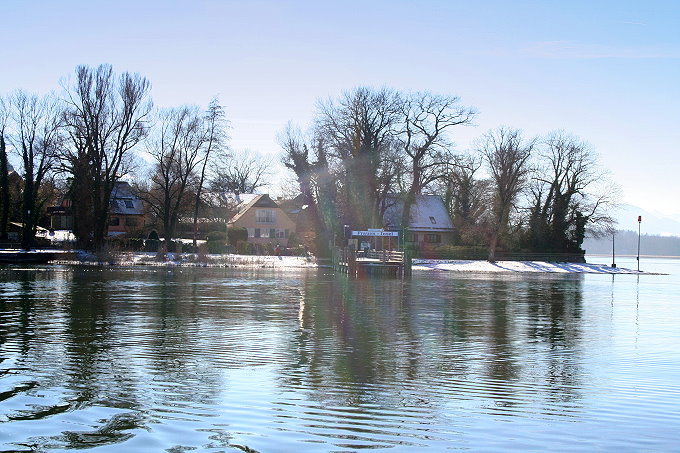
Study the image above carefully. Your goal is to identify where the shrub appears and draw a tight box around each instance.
[145,239,160,252]
[227,227,248,246]
[206,230,227,242]
[420,245,488,260]
[206,241,226,254]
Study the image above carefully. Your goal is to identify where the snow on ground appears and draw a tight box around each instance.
[52,250,650,274]
[412,259,643,274]
[58,252,319,269]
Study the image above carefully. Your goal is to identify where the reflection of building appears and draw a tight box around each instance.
[48,181,145,236]
[383,195,454,247]
[227,193,296,246]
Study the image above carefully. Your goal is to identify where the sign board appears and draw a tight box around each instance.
[352,230,399,237]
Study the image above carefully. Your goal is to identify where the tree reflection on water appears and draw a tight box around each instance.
[0,266,589,451]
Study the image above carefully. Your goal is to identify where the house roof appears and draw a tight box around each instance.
[109,181,144,216]
[227,193,284,224]
[383,194,454,232]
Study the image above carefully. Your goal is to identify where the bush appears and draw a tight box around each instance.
[205,230,227,254]
[206,230,227,242]
[206,241,226,254]
[227,227,248,246]
[420,245,488,260]
[145,239,160,252]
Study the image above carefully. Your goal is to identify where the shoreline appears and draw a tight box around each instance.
[411,259,653,274]
[41,251,659,275]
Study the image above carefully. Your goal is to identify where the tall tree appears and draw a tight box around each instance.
[527,131,617,252]
[480,127,534,261]
[316,87,401,229]
[398,92,476,231]
[192,98,228,248]
[280,123,323,230]
[0,97,9,241]
[209,149,272,194]
[6,91,62,249]
[279,123,336,254]
[62,64,152,250]
[145,106,208,244]
[439,154,490,245]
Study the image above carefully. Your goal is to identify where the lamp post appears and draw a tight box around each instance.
[611,231,616,268]
[637,215,642,272]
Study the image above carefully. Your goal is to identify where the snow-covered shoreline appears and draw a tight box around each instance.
[412,259,646,274]
[55,251,319,269]
[48,251,654,274]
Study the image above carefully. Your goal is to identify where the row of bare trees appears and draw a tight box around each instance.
[0,64,273,251]
[281,87,617,259]
[0,71,616,257]
[280,87,478,254]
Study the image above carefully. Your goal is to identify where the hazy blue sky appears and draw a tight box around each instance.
[3,0,679,219]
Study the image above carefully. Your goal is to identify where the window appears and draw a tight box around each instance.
[269,228,276,239]
[429,216,437,224]
[271,229,288,238]
[124,200,134,209]
[109,217,120,226]
[256,209,275,223]
[125,217,139,227]
[254,228,261,238]
[424,233,441,243]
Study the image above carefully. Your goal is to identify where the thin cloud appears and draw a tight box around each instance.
[519,40,680,59]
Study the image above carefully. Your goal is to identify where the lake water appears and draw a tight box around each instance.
[1,257,679,452]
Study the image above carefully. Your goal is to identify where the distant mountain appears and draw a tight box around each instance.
[612,204,680,237]
[583,230,680,257]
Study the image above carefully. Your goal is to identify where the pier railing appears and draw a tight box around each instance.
[334,247,411,277]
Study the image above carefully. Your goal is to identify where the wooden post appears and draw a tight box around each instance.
[404,249,412,277]
[348,247,356,277]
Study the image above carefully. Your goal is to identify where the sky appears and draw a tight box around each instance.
[3,0,679,221]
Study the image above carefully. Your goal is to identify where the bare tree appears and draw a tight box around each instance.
[145,106,208,245]
[480,127,534,261]
[279,123,323,230]
[0,97,9,241]
[439,153,490,245]
[279,123,342,254]
[209,148,272,194]
[398,92,476,230]
[62,64,152,250]
[6,91,62,249]
[527,131,618,252]
[192,98,229,248]
[316,86,401,229]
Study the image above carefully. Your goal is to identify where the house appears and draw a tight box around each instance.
[383,194,454,247]
[227,193,296,247]
[107,182,145,235]
[49,181,145,236]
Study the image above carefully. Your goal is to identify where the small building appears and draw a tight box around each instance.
[227,193,296,247]
[48,181,145,236]
[107,182,145,235]
[383,194,454,248]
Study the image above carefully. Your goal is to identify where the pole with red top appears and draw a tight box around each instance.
[637,215,642,272]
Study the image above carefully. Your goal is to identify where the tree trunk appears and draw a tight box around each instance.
[0,135,9,241]
[488,231,498,262]
[21,176,34,250]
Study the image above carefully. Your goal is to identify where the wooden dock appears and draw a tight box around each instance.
[333,247,411,278]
